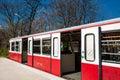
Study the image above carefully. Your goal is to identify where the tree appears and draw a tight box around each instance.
[50,0,99,28]
[22,0,41,35]
[0,0,20,37]
[0,0,42,49]
[31,16,46,33]
[49,0,99,54]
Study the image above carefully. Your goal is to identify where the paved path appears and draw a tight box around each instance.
[0,57,66,80]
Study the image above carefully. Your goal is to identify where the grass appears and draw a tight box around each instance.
[0,48,9,58]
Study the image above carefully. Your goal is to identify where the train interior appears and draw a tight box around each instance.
[61,30,81,80]
[22,38,28,63]
[60,29,120,79]
[102,30,120,63]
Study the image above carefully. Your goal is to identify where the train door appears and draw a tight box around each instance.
[81,27,101,80]
[27,37,33,66]
[22,38,28,63]
[61,31,81,80]
[51,33,61,76]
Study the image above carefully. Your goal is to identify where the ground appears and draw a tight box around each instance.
[0,57,65,80]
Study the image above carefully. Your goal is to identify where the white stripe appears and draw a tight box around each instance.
[102,62,120,68]
[9,51,21,54]
[10,17,120,40]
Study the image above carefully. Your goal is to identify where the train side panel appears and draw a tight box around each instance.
[9,51,22,63]
[102,64,120,80]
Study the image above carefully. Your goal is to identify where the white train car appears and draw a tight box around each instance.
[9,18,120,80]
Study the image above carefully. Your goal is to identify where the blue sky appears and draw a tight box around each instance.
[42,0,120,20]
[98,0,120,20]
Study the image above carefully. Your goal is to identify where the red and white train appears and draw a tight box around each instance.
[9,18,120,80]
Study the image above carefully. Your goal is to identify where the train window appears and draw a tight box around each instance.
[11,42,15,51]
[85,34,95,61]
[16,41,20,52]
[42,38,51,55]
[53,37,59,57]
[11,41,20,52]
[33,39,41,54]
[102,32,120,63]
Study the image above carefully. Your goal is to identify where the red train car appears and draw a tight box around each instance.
[9,18,120,80]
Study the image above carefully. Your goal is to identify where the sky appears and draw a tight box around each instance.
[42,0,120,20]
[0,0,120,26]
[98,0,120,20]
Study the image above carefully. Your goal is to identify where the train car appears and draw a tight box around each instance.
[9,37,28,63]
[9,18,120,80]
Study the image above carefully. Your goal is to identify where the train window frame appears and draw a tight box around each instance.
[16,41,20,52]
[33,39,41,54]
[28,40,31,54]
[11,41,20,52]
[85,34,95,62]
[53,37,59,57]
[9,42,11,51]
[11,42,15,51]
[42,38,51,55]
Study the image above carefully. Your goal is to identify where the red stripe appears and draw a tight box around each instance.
[102,65,120,80]
[33,55,51,73]
[51,58,61,76]
[9,52,22,63]
[27,55,61,76]
[82,63,99,80]
[27,55,33,66]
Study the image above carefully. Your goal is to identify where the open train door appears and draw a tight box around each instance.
[81,27,102,80]
[51,33,61,76]
[27,37,33,67]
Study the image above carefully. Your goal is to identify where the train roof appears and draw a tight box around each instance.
[10,17,120,40]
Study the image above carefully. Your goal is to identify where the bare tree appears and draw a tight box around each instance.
[22,0,41,35]
[0,0,26,50]
[0,26,10,49]
[50,0,99,28]
[0,0,48,49]
[31,16,46,33]
[0,0,16,37]
[49,0,99,54]
[0,0,27,38]
[0,0,30,49]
